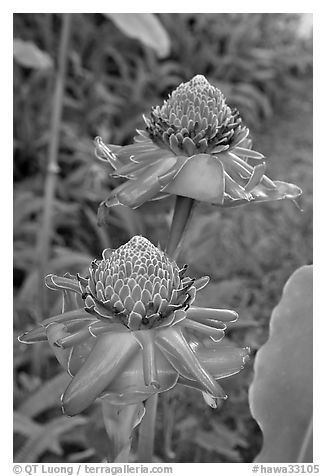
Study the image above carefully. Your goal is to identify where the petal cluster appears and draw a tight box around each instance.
[96,75,301,211]
[19,236,249,416]
[79,235,204,331]
[145,74,246,156]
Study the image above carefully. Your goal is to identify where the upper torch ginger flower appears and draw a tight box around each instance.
[96,74,302,210]
[19,236,249,416]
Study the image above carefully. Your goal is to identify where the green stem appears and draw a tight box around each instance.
[137,393,158,462]
[165,195,195,261]
[37,14,71,317]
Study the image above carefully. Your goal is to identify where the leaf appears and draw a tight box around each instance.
[249,265,313,462]
[105,14,170,58]
[13,39,53,70]
[14,412,86,463]
[14,412,63,460]
[14,412,44,436]
[18,372,71,417]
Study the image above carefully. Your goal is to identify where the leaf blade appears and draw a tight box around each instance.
[105,13,170,58]
[13,39,53,70]
[249,265,313,462]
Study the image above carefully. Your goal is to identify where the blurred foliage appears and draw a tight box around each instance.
[13,13,312,463]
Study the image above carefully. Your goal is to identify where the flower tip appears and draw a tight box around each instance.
[273,181,302,201]
[210,331,225,343]
[60,393,71,417]
[17,327,47,344]
[60,392,79,417]
[202,392,219,408]
[194,275,210,291]
[225,310,239,323]
[202,390,228,408]
[94,136,121,169]
[17,333,28,344]
[231,310,239,320]
[44,274,58,290]
[288,185,303,201]
[191,74,210,85]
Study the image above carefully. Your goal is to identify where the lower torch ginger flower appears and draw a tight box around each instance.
[96,74,302,211]
[19,236,249,416]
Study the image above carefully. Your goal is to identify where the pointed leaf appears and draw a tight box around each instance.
[105,13,170,58]
[13,39,53,70]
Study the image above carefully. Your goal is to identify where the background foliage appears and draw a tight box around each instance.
[13,13,312,463]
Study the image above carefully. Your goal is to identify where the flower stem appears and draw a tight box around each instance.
[166,195,195,261]
[137,393,158,462]
[37,13,71,317]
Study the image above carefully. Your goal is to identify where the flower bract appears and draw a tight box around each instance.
[19,236,249,416]
[96,75,302,210]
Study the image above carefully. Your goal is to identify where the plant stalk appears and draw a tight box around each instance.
[165,195,195,261]
[137,393,158,462]
[37,13,71,317]
[162,392,176,459]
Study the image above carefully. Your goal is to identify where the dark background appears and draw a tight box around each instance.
[13,13,313,463]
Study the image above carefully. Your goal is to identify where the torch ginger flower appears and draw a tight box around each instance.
[96,75,302,210]
[19,236,249,416]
